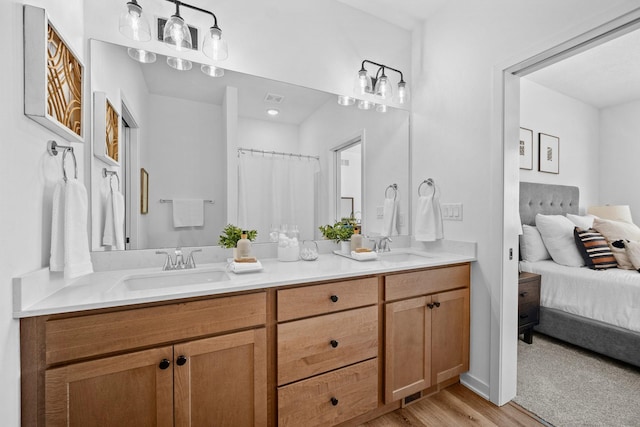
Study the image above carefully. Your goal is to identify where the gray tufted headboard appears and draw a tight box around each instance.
[519,182,579,226]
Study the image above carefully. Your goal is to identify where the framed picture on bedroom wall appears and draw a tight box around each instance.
[519,127,533,170]
[538,133,560,174]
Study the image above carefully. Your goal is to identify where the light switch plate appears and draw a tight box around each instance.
[442,203,463,221]
[376,206,384,219]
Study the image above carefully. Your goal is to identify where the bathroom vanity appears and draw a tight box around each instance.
[17,250,473,426]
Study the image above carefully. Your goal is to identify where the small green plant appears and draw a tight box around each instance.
[218,224,257,249]
[318,220,356,243]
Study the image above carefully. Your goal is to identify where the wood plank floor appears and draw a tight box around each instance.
[360,383,549,427]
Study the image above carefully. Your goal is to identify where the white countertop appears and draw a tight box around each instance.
[13,247,475,318]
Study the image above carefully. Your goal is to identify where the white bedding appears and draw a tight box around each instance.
[520,260,640,333]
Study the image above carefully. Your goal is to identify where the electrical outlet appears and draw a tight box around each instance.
[376,206,384,219]
[441,203,463,221]
[398,214,405,226]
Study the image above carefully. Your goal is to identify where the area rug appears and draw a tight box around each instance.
[514,333,640,427]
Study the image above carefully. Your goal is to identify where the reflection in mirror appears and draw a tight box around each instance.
[335,141,362,223]
[90,39,410,251]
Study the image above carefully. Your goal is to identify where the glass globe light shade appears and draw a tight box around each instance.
[396,81,409,104]
[375,104,388,113]
[337,95,355,106]
[201,64,224,77]
[119,1,151,42]
[374,74,393,100]
[127,47,156,63]
[163,14,192,50]
[167,56,192,71]
[203,26,229,61]
[353,69,372,96]
[357,99,374,110]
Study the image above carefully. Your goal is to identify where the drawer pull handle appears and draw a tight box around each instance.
[330,340,339,348]
[427,303,434,309]
[176,355,188,366]
[330,295,339,303]
[433,301,441,308]
[158,359,171,370]
[330,397,339,406]
[520,292,528,297]
[519,314,529,319]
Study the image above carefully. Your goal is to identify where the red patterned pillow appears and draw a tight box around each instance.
[573,227,618,270]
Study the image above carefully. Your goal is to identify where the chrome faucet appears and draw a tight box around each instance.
[156,248,201,270]
[366,236,393,253]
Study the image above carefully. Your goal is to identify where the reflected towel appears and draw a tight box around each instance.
[172,199,204,227]
[229,260,263,273]
[381,197,398,237]
[415,191,444,242]
[103,187,125,250]
[49,181,66,272]
[60,180,94,278]
[350,251,378,261]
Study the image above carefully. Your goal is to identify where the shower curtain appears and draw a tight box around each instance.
[238,153,319,241]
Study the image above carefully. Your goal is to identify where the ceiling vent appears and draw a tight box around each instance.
[264,93,285,103]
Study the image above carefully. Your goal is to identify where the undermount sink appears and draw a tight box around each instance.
[377,250,436,263]
[119,267,230,291]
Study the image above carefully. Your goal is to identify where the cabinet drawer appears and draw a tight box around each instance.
[277,277,378,321]
[518,304,539,327]
[277,306,378,385]
[518,281,540,306]
[278,359,378,427]
[45,292,266,365]
[385,264,470,301]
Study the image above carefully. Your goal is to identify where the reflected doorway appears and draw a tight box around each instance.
[334,138,362,226]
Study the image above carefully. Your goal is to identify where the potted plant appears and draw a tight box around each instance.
[319,219,356,253]
[218,224,257,256]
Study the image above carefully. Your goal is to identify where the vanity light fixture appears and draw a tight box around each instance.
[354,60,409,104]
[127,47,156,63]
[357,99,374,110]
[201,64,224,77]
[337,95,355,106]
[119,0,228,60]
[167,56,192,71]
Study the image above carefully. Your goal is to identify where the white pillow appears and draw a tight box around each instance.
[566,213,597,230]
[519,225,551,262]
[592,217,640,270]
[535,214,584,267]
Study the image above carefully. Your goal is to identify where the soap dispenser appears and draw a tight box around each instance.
[351,226,363,252]
[236,230,252,259]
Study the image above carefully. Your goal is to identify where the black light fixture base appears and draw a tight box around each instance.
[157,17,199,49]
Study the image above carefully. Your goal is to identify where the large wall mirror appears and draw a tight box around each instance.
[90,39,410,251]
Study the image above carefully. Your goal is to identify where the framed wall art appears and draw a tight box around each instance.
[538,133,560,174]
[141,168,149,214]
[24,5,84,143]
[93,92,120,166]
[519,127,533,170]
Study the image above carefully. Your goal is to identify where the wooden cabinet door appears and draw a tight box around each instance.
[45,346,173,427]
[174,328,267,427]
[384,296,432,403]
[431,288,470,385]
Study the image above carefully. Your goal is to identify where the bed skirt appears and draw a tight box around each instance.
[536,307,640,368]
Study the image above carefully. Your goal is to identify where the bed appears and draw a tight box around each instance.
[519,181,640,368]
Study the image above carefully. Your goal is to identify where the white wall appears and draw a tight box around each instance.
[520,78,600,211]
[144,94,225,248]
[412,0,638,402]
[599,99,640,224]
[1,1,85,425]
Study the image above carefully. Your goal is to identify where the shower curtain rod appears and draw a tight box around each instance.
[237,147,319,160]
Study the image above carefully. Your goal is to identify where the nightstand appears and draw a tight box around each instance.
[518,272,541,344]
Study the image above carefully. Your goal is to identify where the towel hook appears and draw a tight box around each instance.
[418,178,435,197]
[385,183,398,201]
[102,168,120,191]
[48,140,77,182]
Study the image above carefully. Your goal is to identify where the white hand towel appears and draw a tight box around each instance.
[173,199,204,227]
[49,181,66,272]
[415,192,444,242]
[381,197,398,237]
[350,251,378,261]
[103,187,126,250]
[63,180,94,278]
[229,260,263,273]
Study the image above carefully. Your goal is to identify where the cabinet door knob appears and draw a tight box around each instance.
[520,291,528,297]
[520,314,529,319]
[176,355,188,366]
[427,303,434,309]
[433,301,441,308]
[330,295,339,303]
[330,340,339,348]
[158,359,171,370]
[330,397,339,406]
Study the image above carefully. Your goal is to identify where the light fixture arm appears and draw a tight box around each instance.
[361,60,405,83]
[164,0,219,29]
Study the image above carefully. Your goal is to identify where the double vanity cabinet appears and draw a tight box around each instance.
[20,262,470,426]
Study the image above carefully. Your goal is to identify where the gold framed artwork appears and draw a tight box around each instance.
[24,5,84,143]
[93,92,120,166]
[141,168,149,214]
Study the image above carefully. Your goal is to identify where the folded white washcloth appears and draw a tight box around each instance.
[350,251,378,261]
[172,199,204,227]
[229,260,263,273]
[102,185,125,250]
[50,181,66,272]
[415,191,444,242]
[63,180,94,278]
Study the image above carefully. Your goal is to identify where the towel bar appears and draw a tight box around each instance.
[102,168,120,190]
[385,183,398,201]
[160,199,215,204]
[418,178,435,197]
[47,140,77,182]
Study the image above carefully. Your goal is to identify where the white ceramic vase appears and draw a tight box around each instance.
[340,240,350,254]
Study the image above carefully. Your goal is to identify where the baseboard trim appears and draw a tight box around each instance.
[460,373,490,400]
